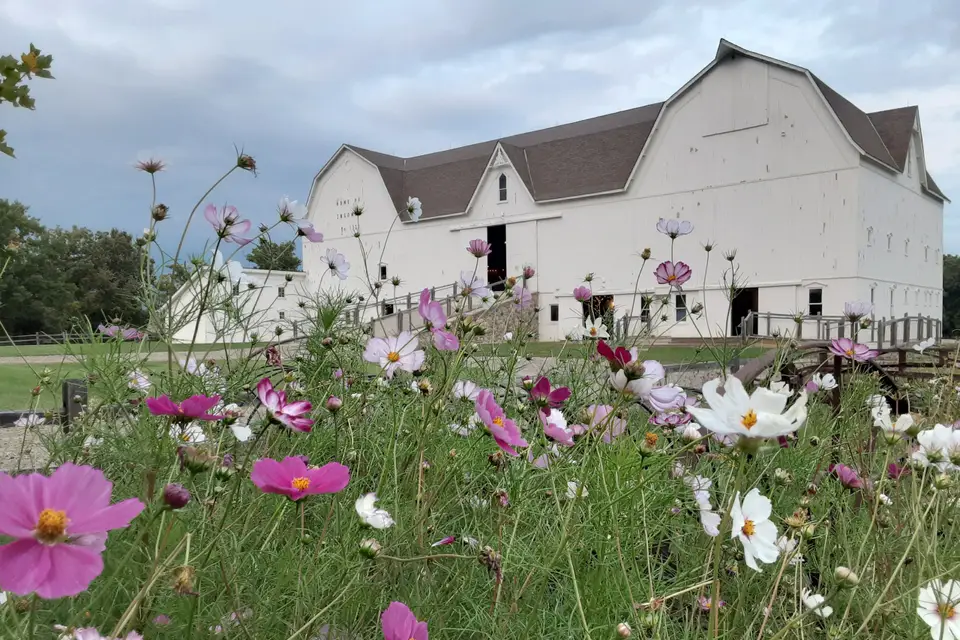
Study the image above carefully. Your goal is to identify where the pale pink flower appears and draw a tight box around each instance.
[0,464,145,599]
[204,204,253,245]
[322,248,350,280]
[363,331,425,378]
[654,260,692,287]
[512,286,533,309]
[573,286,592,302]
[256,378,313,432]
[829,338,878,362]
[657,218,694,238]
[459,271,491,298]
[467,239,492,257]
[146,394,223,422]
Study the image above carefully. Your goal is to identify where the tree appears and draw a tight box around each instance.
[943,254,960,337]
[1,44,54,157]
[246,238,301,271]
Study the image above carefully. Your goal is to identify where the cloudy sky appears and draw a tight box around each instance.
[0,0,957,260]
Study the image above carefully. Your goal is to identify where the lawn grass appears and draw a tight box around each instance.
[0,363,88,411]
[0,341,250,358]
[477,341,766,363]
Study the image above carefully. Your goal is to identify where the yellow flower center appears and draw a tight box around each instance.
[741,519,756,537]
[939,602,957,620]
[386,351,401,363]
[845,349,855,357]
[492,416,504,427]
[35,508,68,543]
[741,410,758,429]
[589,327,597,336]
[666,274,676,282]
[291,477,311,492]
[463,286,473,295]
[644,432,658,447]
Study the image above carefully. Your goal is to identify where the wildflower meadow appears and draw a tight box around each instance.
[2,149,960,640]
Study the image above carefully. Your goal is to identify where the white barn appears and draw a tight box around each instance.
[301,39,946,342]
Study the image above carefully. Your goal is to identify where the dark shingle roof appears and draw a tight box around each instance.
[335,45,945,219]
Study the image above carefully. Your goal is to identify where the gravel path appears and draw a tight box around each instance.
[0,349,253,366]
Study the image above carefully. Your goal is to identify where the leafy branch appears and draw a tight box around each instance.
[0,43,54,158]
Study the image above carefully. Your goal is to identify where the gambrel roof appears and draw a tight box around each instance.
[312,39,946,221]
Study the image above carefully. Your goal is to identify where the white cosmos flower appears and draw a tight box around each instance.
[912,424,957,472]
[656,217,694,238]
[449,413,482,437]
[503,332,513,341]
[575,317,609,340]
[453,380,480,401]
[879,493,893,506]
[683,475,720,537]
[566,480,588,500]
[809,373,837,391]
[730,488,779,572]
[355,493,395,529]
[802,589,833,618]
[769,381,791,396]
[230,424,253,442]
[686,376,807,442]
[170,422,206,444]
[14,414,45,428]
[363,331,425,378]
[608,360,666,401]
[875,411,914,436]
[406,196,423,222]
[914,337,937,354]
[776,535,803,565]
[917,579,960,640]
[127,370,151,392]
[322,248,350,280]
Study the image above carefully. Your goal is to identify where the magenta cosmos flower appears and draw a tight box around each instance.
[828,463,864,490]
[250,456,350,501]
[363,331,426,378]
[829,337,878,362]
[382,601,428,640]
[0,463,145,599]
[256,378,313,432]
[655,260,692,287]
[474,389,529,456]
[596,340,637,371]
[467,238,491,257]
[573,286,592,302]
[418,289,459,351]
[529,376,571,416]
[204,204,253,246]
[146,394,223,423]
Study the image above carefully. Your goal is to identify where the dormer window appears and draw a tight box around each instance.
[498,174,507,202]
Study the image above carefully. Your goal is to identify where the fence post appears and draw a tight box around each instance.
[765,312,771,337]
[890,322,898,346]
[62,379,87,432]
[927,317,933,340]
[837,321,844,339]
[35,332,40,345]
[877,318,885,349]
[406,293,412,311]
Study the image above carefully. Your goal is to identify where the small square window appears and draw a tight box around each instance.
[549,304,559,322]
[278,287,286,298]
[279,311,286,320]
[383,302,395,316]
[808,288,823,316]
[379,263,388,280]
[640,295,651,322]
[675,294,687,322]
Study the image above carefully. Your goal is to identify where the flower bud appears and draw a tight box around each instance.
[834,566,859,587]
[213,463,236,482]
[640,612,659,630]
[681,425,701,442]
[321,337,334,348]
[236,153,256,173]
[623,359,646,381]
[773,468,793,486]
[640,432,658,456]
[640,248,651,260]
[360,538,382,558]
[151,204,169,221]
[616,622,632,637]
[522,265,535,280]
[163,483,191,510]
[521,375,534,391]
[801,523,817,540]
[326,396,342,412]
[935,473,953,490]
[172,565,197,595]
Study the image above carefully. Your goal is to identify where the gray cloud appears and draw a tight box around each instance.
[0,0,957,257]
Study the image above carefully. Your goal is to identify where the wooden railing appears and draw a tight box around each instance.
[737,311,941,347]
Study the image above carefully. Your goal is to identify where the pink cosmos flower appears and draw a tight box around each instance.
[250,456,350,501]
[647,385,688,412]
[364,331,426,377]
[585,404,627,443]
[474,389,529,456]
[596,340,636,371]
[382,601,428,640]
[121,327,145,341]
[418,289,460,351]
[541,409,574,446]
[888,462,910,480]
[146,394,224,422]
[573,286,592,302]
[256,378,314,432]
[432,329,460,351]
[98,324,143,340]
[649,411,692,427]
[204,204,253,246]
[459,271,491,298]
[467,239,492,257]
[829,338,878,362]
[512,286,533,309]
[522,265,536,280]
[0,463,146,599]
[431,536,456,547]
[529,376,571,415]
[828,463,864,490]
[654,260,692,287]
[295,219,324,243]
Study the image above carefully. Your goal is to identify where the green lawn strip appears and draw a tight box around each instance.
[0,341,251,358]
[476,341,766,363]
[0,362,88,411]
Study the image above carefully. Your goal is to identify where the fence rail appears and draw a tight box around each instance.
[737,312,941,347]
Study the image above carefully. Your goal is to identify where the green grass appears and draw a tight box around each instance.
[0,341,251,358]
[0,363,87,410]
[477,341,766,363]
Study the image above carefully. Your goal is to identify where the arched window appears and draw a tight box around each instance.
[498,173,507,202]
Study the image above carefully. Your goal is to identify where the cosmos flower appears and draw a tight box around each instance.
[917,579,960,640]
[804,373,837,393]
[843,301,873,321]
[829,338,878,362]
[382,601,428,640]
[529,376,571,415]
[453,380,481,402]
[146,394,223,423]
[686,377,807,444]
[656,217,694,238]
[204,204,253,245]
[363,332,425,378]
[250,456,350,501]
[467,239,491,257]
[256,378,314,432]
[573,286,592,302]
[802,589,833,618]
[730,488,779,572]
[459,271,491,298]
[406,197,423,222]
[654,261,692,287]
[321,248,350,280]
[0,463,145,598]
[474,390,528,456]
[355,493,395,529]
